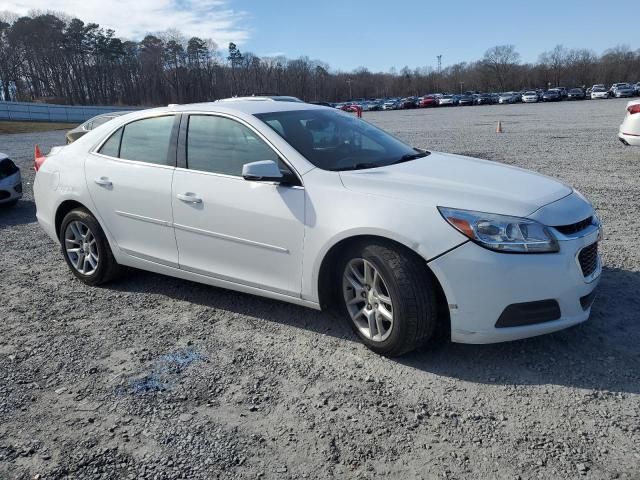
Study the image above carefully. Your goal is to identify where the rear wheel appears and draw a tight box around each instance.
[337,241,438,356]
[59,208,121,285]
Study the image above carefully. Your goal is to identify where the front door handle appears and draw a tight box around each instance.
[94,177,112,187]
[176,192,202,204]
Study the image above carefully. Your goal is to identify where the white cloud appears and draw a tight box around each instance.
[3,0,250,46]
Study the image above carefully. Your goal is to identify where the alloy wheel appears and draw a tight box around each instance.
[64,220,99,275]
[342,258,394,342]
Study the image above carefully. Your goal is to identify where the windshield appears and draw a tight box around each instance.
[255,109,428,171]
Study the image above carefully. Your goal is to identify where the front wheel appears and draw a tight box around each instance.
[59,208,121,286]
[337,241,438,356]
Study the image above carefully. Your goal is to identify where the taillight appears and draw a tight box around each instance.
[34,145,46,172]
[628,104,640,115]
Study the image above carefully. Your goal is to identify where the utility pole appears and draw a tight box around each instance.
[437,55,442,74]
[460,82,464,94]
[347,78,353,100]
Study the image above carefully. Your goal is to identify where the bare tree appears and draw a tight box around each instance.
[483,45,521,91]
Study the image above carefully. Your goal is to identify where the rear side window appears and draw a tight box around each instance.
[98,127,122,157]
[119,116,175,165]
[186,115,279,176]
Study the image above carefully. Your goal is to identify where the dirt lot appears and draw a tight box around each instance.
[1,99,639,479]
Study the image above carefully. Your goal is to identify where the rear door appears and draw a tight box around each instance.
[171,113,305,296]
[85,114,180,267]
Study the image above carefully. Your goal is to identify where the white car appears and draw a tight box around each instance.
[0,153,22,207]
[619,99,640,146]
[438,95,456,106]
[591,87,610,99]
[33,100,601,356]
[521,91,539,103]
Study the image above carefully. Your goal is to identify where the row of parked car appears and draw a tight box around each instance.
[1,92,639,215]
[335,82,640,111]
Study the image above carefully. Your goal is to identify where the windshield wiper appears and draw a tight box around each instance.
[389,151,430,165]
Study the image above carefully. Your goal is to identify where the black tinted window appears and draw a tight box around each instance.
[187,115,279,176]
[98,127,122,157]
[119,116,175,165]
[256,109,424,171]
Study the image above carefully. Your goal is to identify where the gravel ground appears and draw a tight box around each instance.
[1,99,639,480]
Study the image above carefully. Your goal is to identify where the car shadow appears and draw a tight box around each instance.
[107,265,639,395]
[0,199,37,229]
[108,268,357,342]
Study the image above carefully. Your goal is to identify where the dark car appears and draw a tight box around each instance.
[401,97,419,109]
[567,88,586,100]
[458,94,474,106]
[474,93,493,105]
[542,90,562,102]
[65,112,128,144]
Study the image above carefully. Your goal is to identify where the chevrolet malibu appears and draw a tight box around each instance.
[33,100,601,356]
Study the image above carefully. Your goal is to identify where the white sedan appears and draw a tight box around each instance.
[521,91,539,103]
[33,99,601,355]
[591,88,610,99]
[619,99,640,146]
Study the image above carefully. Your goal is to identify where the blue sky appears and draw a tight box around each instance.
[6,0,636,72]
[234,0,636,71]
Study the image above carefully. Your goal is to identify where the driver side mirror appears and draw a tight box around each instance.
[242,160,284,183]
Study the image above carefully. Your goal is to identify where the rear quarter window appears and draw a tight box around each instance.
[98,127,122,157]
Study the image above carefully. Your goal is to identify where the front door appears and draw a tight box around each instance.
[171,114,305,296]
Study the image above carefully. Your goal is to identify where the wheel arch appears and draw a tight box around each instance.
[316,234,450,336]
[54,199,98,239]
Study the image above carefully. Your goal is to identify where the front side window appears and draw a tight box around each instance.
[255,109,427,171]
[119,116,175,165]
[186,115,280,176]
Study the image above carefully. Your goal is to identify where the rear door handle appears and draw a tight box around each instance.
[94,177,112,187]
[176,192,202,204]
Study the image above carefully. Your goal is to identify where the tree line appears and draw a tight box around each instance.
[0,12,639,106]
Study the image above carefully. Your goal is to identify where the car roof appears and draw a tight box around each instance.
[0,152,8,161]
[112,100,327,121]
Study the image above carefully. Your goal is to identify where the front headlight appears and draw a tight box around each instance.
[438,207,559,253]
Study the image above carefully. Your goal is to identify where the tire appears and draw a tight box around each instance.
[336,240,438,356]
[59,208,121,286]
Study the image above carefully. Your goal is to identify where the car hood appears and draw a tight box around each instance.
[339,152,572,218]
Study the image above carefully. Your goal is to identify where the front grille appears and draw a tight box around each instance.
[0,190,10,200]
[578,242,599,278]
[554,216,593,235]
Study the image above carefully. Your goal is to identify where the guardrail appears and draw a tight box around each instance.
[0,101,140,123]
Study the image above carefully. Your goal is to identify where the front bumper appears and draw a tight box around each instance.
[0,171,23,204]
[428,226,600,344]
